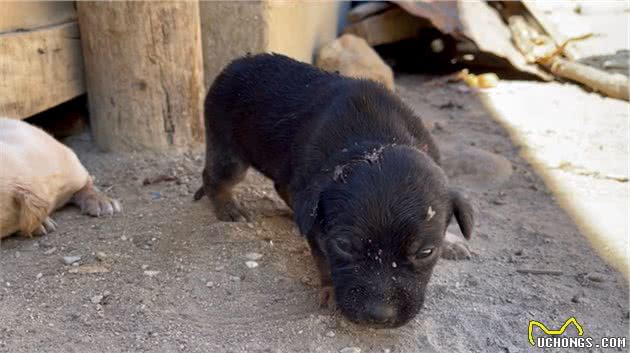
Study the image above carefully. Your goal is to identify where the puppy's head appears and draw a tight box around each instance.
[294,145,474,328]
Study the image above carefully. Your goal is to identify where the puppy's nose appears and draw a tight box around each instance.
[365,303,397,324]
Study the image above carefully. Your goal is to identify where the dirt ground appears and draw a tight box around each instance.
[1,75,628,353]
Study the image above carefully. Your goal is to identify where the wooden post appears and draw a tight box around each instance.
[76,2,204,151]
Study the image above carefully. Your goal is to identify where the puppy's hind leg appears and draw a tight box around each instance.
[196,141,250,222]
[71,178,122,217]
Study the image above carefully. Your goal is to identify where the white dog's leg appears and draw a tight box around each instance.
[71,178,121,217]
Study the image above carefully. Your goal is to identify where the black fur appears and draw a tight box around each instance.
[195,53,474,328]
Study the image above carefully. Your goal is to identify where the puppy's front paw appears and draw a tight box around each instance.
[441,231,472,260]
[319,285,336,310]
[72,182,122,217]
[214,201,250,222]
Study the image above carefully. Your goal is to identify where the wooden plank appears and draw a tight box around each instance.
[0,21,85,119]
[0,1,76,34]
[344,7,430,47]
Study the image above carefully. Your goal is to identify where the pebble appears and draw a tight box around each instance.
[245,252,263,261]
[120,235,128,241]
[206,281,215,288]
[340,348,361,353]
[571,293,584,303]
[245,261,259,269]
[144,270,160,277]
[141,264,149,270]
[62,256,81,265]
[36,273,43,280]
[91,295,104,304]
[96,252,108,261]
[229,276,241,282]
[585,272,606,283]
[325,330,336,338]
[301,276,314,286]
[43,247,57,255]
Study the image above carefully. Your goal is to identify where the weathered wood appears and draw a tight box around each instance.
[0,1,76,34]
[520,1,582,60]
[0,22,85,119]
[199,1,266,88]
[347,2,392,24]
[509,15,629,101]
[344,7,430,47]
[77,2,204,152]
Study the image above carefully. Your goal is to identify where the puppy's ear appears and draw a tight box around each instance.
[292,182,325,237]
[449,189,474,239]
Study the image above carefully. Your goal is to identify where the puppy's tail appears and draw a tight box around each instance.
[193,186,205,201]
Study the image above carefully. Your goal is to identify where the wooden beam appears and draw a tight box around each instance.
[77,2,204,152]
[0,22,85,119]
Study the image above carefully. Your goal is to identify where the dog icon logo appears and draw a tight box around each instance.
[528,317,584,345]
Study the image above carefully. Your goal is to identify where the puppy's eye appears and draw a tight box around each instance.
[416,248,434,258]
[330,238,353,259]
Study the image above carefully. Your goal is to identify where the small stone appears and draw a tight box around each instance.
[206,281,215,288]
[120,235,127,241]
[36,273,43,280]
[325,330,336,338]
[62,256,81,265]
[229,276,241,282]
[245,252,263,261]
[571,293,584,303]
[43,247,57,255]
[91,295,104,304]
[585,272,606,283]
[144,270,160,277]
[245,261,259,269]
[340,348,361,353]
[141,264,149,270]
[301,276,314,286]
[96,252,108,261]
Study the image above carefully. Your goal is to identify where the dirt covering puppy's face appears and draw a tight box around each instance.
[295,146,474,328]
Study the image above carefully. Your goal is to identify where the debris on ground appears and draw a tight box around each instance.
[456,69,499,88]
[142,174,179,186]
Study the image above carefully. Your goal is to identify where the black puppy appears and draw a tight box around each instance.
[195,53,474,328]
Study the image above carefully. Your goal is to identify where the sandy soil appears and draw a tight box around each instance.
[1,76,628,353]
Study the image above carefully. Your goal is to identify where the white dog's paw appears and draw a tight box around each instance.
[30,217,57,237]
[72,181,122,217]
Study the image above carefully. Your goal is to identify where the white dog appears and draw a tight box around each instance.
[0,118,121,239]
